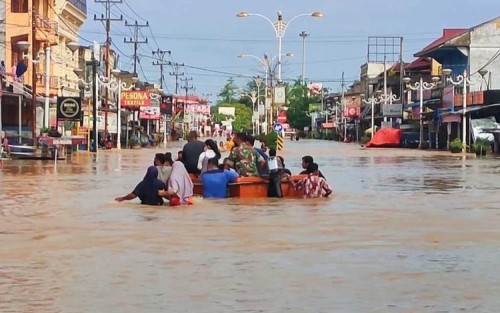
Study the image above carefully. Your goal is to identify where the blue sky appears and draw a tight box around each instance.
[81,0,499,101]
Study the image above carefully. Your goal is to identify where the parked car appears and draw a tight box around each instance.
[400,131,429,148]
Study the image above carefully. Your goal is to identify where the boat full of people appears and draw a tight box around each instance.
[115,131,333,206]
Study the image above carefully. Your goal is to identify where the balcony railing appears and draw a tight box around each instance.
[36,15,58,33]
[37,75,60,90]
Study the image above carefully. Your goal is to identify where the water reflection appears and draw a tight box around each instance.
[1,141,500,312]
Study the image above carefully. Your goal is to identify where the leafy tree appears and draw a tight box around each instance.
[286,79,320,131]
[211,102,252,132]
[217,78,239,104]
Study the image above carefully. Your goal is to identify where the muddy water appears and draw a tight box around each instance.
[1,140,500,313]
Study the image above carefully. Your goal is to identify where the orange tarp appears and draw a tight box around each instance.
[366,128,403,148]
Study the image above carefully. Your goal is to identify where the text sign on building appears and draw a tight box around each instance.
[120,90,151,107]
[382,103,403,117]
[57,97,82,120]
[139,106,161,120]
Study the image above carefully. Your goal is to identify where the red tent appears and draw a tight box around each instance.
[366,128,403,148]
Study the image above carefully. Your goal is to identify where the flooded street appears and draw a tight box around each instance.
[1,140,500,313]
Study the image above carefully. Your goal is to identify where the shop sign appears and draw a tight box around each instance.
[57,97,82,120]
[120,90,151,107]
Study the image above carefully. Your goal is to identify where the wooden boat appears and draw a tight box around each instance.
[191,174,308,198]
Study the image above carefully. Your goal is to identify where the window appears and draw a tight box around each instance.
[11,0,28,13]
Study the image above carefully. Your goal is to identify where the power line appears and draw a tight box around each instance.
[169,62,185,94]
[94,0,124,136]
[123,20,149,75]
[180,77,194,97]
[152,49,171,89]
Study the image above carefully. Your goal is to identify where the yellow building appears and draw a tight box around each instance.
[53,0,87,96]
[5,0,59,95]
[5,0,86,95]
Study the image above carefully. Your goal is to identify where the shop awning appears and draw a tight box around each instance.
[454,103,500,114]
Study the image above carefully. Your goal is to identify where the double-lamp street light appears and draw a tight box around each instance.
[403,76,440,149]
[237,53,293,134]
[236,10,323,82]
[361,92,400,139]
[239,76,265,135]
[442,68,476,153]
[17,40,80,131]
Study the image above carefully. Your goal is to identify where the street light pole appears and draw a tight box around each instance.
[403,76,440,149]
[44,45,51,128]
[237,53,293,134]
[299,31,309,85]
[362,95,383,139]
[236,11,323,82]
[445,69,475,153]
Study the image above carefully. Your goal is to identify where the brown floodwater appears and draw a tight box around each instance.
[1,140,500,313]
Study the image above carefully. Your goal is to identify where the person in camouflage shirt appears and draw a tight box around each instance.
[225,133,265,177]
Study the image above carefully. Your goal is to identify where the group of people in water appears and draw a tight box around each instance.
[115,131,332,206]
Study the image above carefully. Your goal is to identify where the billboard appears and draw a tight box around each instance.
[382,103,403,117]
[218,107,235,116]
[308,103,321,112]
[307,83,323,95]
[185,104,210,114]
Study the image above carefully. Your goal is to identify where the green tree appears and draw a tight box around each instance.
[217,78,238,104]
[286,80,320,131]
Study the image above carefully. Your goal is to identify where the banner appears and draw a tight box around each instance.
[274,86,286,104]
[442,85,454,110]
[120,90,151,107]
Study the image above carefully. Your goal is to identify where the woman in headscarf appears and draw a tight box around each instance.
[160,161,194,206]
[197,139,221,173]
[115,166,166,205]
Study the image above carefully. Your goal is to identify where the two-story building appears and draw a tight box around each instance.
[1,0,87,143]
[414,16,500,150]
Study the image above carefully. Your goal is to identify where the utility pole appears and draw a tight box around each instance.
[152,49,171,89]
[180,77,193,99]
[169,63,185,94]
[124,20,149,76]
[94,0,123,139]
[31,2,37,142]
[299,31,310,86]
[180,77,193,135]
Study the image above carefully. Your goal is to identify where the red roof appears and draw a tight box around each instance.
[405,57,431,70]
[415,29,468,57]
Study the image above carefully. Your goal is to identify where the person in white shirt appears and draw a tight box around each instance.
[197,139,221,174]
